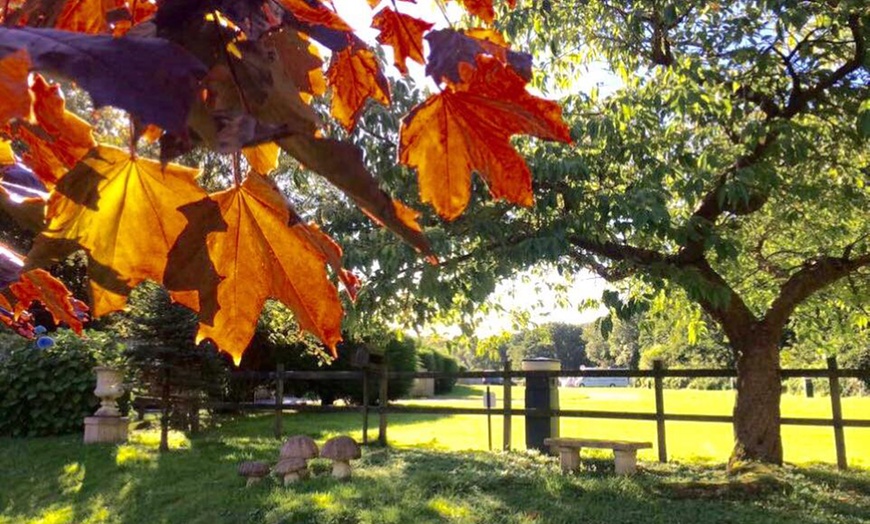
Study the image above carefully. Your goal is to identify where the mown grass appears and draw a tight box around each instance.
[1,412,869,524]
[393,386,870,468]
[0,386,868,523]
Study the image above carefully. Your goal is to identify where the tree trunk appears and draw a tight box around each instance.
[729,335,783,467]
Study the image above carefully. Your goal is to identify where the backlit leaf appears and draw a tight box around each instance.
[55,0,111,34]
[242,142,281,175]
[279,0,352,31]
[10,268,87,333]
[327,45,390,131]
[188,173,343,364]
[30,145,206,316]
[371,7,433,75]
[399,56,571,220]
[0,49,32,124]
[12,76,95,189]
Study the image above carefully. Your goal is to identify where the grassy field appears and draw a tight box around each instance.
[1,413,869,524]
[388,386,870,468]
[0,386,868,523]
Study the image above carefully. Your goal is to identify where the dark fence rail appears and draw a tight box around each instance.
[149,357,867,469]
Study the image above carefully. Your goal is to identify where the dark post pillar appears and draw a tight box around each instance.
[522,358,560,453]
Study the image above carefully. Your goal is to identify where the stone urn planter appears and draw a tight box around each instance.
[93,366,125,417]
[84,366,128,444]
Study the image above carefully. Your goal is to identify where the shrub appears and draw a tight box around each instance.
[419,349,459,395]
[0,329,124,437]
[312,335,419,404]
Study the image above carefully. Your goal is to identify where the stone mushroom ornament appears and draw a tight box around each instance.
[273,457,308,485]
[320,436,361,480]
[279,435,318,476]
[238,461,270,487]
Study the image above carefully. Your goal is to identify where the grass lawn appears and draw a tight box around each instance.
[0,386,868,524]
[392,386,870,468]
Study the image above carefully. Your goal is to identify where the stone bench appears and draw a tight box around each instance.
[543,438,653,475]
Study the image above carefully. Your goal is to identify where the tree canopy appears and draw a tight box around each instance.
[0,0,572,364]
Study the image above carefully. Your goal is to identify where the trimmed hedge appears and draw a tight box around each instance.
[0,330,124,437]
[419,349,459,394]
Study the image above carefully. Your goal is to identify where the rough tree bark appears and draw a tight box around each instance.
[729,325,784,467]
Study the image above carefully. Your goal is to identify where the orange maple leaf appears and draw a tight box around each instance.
[371,7,433,75]
[242,142,281,175]
[13,76,95,189]
[455,0,517,24]
[326,45,391,131]
[0,139,13,165]
[29,145,206,316]
[399,56,571,220]
[297,220,361,301]
[10,268,86,333]
[0,49,33,125]
[189,173,343,364]
[55,0,112,34]
[278,0,352,31]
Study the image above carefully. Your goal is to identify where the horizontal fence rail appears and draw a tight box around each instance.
[159,359,868,470]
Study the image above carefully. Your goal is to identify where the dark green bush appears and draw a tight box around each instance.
[311,335,419,404]
[419,349,459,394]
[0,329,124,437]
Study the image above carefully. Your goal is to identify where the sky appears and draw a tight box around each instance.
[332,0,616,336]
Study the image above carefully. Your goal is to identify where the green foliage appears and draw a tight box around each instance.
[0,329,112,436]
[419,349,460,394]
[113,283,233,429]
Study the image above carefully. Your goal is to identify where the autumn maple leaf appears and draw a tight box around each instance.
[0,49,32,124]
[29,145,206,316]
[11,76,96,189]
[455,0,517,24]
[371,7,433,75]
[10,269,88,333]
[327,44,391,131]
[279,0,352,31]
[399,56,571,220]
[180,173,343,364]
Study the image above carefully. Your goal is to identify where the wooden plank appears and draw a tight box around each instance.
[274,363,284,439]
[828,356,847,470]
[361,370,369,445]
[653,360,667,463]
[503,360,512,451]
[544,437,652,451]
[378,363,388,446]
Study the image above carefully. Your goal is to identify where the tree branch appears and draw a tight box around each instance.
[763,252,870,330]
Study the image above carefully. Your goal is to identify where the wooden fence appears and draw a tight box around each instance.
[213,357,869,470]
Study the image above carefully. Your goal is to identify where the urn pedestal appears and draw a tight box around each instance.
[83,366,128,444]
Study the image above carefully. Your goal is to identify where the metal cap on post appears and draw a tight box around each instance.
[521,358,560,453]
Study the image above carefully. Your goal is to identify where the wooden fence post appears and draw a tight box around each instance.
[362,370,369,445]
[653,359,667,463]
[827,356,847,470]
[378,363,388,446]
[274,363,284,440]
[159,364,170,453]
[502,360,512,451]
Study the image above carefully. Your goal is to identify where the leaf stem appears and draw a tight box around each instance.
[232,152,242,187]
[129,120,137,160]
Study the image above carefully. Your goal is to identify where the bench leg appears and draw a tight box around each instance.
[613,450,637,475]
[558,448,581,473]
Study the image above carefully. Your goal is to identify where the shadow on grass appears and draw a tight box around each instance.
[2,413,869,524]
